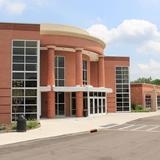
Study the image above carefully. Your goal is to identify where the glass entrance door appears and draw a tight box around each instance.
[70,93,76,116]
[89,97,106,115]
[55,92,65,116]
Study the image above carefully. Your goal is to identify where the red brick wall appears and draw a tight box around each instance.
[131,83,160,108]
[41,35,104,55]
[0,23,40,123]
[90,62,99,87]
[104,57,130,112]
[131,84,143,106]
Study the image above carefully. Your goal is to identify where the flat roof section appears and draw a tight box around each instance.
[104,56,130,61]
[0,22,40,31]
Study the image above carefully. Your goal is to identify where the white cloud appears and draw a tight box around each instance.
[138,41,160,53]
[0,0,50,15]
[130,59,160,80]
[0,0,26,15]
[87,19,160,80]
[87,19,160,53]
[137,59,160,78]
[138,59,160,71]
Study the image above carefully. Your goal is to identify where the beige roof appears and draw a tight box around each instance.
[40,24,105,48]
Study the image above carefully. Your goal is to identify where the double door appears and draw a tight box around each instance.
[90,98,106,115]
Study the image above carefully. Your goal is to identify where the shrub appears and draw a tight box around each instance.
[131,104,149,112]
[0,124,5,130]
[11,122,17,130]
[135,104,143,110]
[0,120,40,132]
[26,121,40,130]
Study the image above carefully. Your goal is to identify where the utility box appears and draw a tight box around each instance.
[16,115,26,132]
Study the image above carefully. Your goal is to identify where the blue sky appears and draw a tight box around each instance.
[1,0,160,80]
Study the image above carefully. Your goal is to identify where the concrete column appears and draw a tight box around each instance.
[76,92,83,117]
[47,47,55,118]
[76,49,83,86]
[98,56,105,87]
[151,92,157,111]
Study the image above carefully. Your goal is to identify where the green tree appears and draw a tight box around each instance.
[132,77,152,83]
[132,77,160,86]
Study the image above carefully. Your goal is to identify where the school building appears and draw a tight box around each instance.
[0,22,130,123]
[131,83,160,111]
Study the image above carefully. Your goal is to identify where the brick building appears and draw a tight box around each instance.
[131,83,160,111]
[0,23,130,123]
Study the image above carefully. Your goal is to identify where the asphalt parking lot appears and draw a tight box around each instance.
[101,115,160,132]
[1,115,160,160]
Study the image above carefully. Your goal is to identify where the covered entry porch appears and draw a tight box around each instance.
[54,86,112,117]
[41,86,112,118]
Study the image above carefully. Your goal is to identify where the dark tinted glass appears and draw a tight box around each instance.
[83,60,87,69]
[25,89,37,96]
[58,68,64,79]
[26,48,37,55]
[26,56,37,63]
[13,64,24,71]
[26,106,37,112]
[26,73,37,79]
[12,97,24,104]
[12,80,24,87]
[59,104,64,115]
[13,48,24,55]
[58,80,64,86]
[26,64,37,71]
[58,57,64,67]
[25,97,37,104]
[25,81,37,87]
[13,41,24,47]
[58,92,64,103]
[13,56,24,63]
[26,41,37,47]
[13,73,24,79]
[12,106,24,112]
[12,89,24,96]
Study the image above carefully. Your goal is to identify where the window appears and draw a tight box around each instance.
[12,40,39,121]
[71,93,76,116]
[157,96,160,110]
[145,95,151,108]
[83,92,88,111]
[55,92,65,116]
[89,92,106,115]
[83,60,87,85]
[116,67,130,111]
[55,56,64,86]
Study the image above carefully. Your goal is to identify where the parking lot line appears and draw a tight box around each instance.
[130,125,147,131]
[118,124,135,130]
[146,126,160,131]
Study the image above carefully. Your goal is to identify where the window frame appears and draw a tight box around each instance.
[11,40,39,121]
[55,56,65,86]
[83,60,88,85]
[116,66,130,112]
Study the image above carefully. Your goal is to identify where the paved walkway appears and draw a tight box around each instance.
[0,112,160,146]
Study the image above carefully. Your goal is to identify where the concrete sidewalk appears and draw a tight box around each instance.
[0,112,160,146]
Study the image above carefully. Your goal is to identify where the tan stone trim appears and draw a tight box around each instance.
[40,24,106,48]
[40,47,48,50]
[56,47,76,52]
[75,48,84,52]
[46,45,56,49]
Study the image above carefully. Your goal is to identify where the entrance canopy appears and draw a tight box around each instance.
[53,85,112,93]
